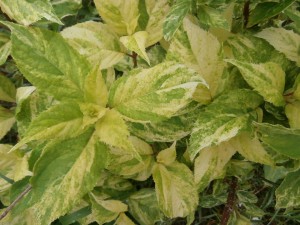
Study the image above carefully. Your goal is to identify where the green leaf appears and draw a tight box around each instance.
[189,89,263,160]
[286,101,300,129]
[197,6,230,30]
[79,103,107,129]
[107,136,154,181]
[0,75,16,102]
[90,193,127,225]
[166,17,224,96]
[232,134,274,166]
[61,21,125,69]
[108,62,210,123]
[247,0,296,28]
[255,122,300,159]
[128,112,195,142]
[11,102,84,151]
[0,106,15,140]
[284,5,300,29]
[14,130,109,224]
[0,0,62,26]
[94,0,139,36]
[120,31,150,64]
[276,169,300,208]
[226,60,285,106]
[194,141,236,191]
[83,67,108,107]
[51,0,82,19]
[255,27,300,66]
[144,0,169,46]
[95,109,140,159]
[163,0,192,41]
[153,161,198,218]
[0,33,11,66]
[6,22,91,101]
[128,189,162,225]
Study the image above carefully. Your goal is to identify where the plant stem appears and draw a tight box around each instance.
[132,51,138,68]
[0,185,32,221]
[243,1,250,28]
[220,177,238,225]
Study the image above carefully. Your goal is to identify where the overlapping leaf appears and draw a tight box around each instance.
[0,33,11,66]
[0,106,15,140]
[108,62,210,123]
[0,75,16,103]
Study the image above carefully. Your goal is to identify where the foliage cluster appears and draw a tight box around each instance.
[0,0,300,224]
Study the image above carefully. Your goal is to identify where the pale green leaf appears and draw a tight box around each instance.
[276,169,300,208]
[90,193,127,225]
[0,75,16,102]
[15,130,109,224]
[163,0,192,41]
[0,0,62,26]
[284,5,300,28]
[197,6,230,30]
[94,0,139,36]
[286,101,300,129]
[114,213,135,225]
[0,41,11,66]
[95,109,140,159]
[108,62,210,123]
[120,31,150,64]
[6,22,91,101]
[156,143,176,166]
[247,0,296,27]
[107,136,154,181]
[128,189,162,225]
[83,67,108,106]
[11,102,84,152]
[167,17,224,96]
[61,21,125,69]
[144,0,169,46]
[189,89,263,160]
[16,86,36,103]
[232,133,274,166]
[153,161,198,218]
[194,141,236,191]
[0,106,15,140]
[226,60,285,106]
[255,27,300,66]
[79,103,107,129]
[51,0,81,19]
[255,122,300,159]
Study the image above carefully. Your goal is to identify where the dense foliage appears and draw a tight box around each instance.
[0,0,300,224]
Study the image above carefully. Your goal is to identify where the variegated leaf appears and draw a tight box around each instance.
[94,0,139,36]
[90,193,127,225]
[0,33,11,66]
[95,109,140,159]
[6,22,91,101]
[120,31,150,64]
[156,142,176,166]
[163,0,192,41]
[0,0,62,26]
[255,27,300,66]
[11,102,84,152]
[61,21,125,69]
[285,101,300,129]
[51,0,82,19]
[232,133,274,166]
[143,0,169,46]
[107,136,155,181]
[0,106,15,140]
[167,17,224,96]
[13,130,109,224]
[189,89,263,160]
[226,60,285,106]
[197,6,230,30]
[194,141,236,191]
[114,213,135,225]
[276,169,300,208]
[108,62,210,123]
[153,160,198,218]
[0,75,16,102]
[128,189,162,225]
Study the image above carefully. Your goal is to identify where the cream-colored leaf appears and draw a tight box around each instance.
[94,0,139,35]
[114,213,136,225]
[156,142,177,166]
